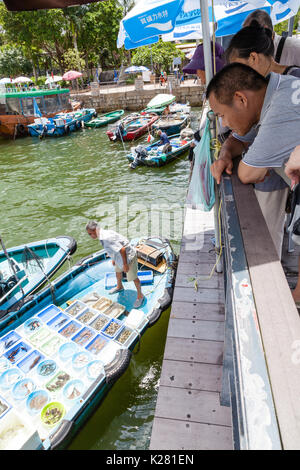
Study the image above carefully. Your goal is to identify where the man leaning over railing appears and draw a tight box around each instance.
[206,63,300,304]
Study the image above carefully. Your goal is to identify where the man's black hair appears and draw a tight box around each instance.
[206,63,268,105]
[243,9,273,31]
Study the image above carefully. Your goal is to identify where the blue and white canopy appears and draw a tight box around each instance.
[124,65,150,73]
[117,0,300,49]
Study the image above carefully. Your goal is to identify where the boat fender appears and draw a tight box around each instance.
[93,111,97,117]
[148,286,173,327]
[56,235,77,256]
[76,120,81,129]
[16,123,27,137]
[104,348,132,384]
[64,124,70,134]
[49,419,74,450]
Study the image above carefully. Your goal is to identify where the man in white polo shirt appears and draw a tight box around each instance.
[86,221,145,308]
[207,63,300,257]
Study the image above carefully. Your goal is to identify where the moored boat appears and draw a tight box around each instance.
[0,237,176,450]
[127,131,194,168]
[151,113,190,136]
[106,113,158,142]
[85,110,124,128]
[0,89,73,139]
[27,109,96,138]
[0,236,77,318]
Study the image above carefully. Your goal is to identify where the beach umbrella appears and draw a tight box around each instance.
[124,66,150,73]
[13,76,32,83]
[117,0,300,49]
[45,75,63,84]
[62,70,83,81]
[0,78,12,84]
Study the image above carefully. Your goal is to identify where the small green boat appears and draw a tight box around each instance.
[85,110,124,128]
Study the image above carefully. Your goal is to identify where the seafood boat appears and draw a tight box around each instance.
[0,236,77,318]
[0,89,73,139]
[106,113,158,142]
[151,113,190,136]
[85,110,124,128]
[0,237,176,450]
[127,131,193,169]
[27,109,97,138]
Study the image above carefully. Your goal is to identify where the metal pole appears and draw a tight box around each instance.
[200,0,222,272]
[288,16,295,37]
[200,0,213,83]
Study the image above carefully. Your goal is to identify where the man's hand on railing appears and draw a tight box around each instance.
[210,134,249,185]
[210,154,233,184]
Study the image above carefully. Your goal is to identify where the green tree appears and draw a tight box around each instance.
[274,8,300,35]
[63,48,85,71]
[132,40,185,74]
[0,45,32,76]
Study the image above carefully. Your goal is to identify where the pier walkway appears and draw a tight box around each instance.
[149,206,233,450]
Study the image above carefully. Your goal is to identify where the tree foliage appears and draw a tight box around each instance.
[131,40,185,74]
[0,45,32,76]
[0,1,124,76]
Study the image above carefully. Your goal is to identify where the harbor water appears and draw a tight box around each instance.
[0,110,199,449]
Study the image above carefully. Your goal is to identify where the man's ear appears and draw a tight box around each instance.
[233,91,248,107]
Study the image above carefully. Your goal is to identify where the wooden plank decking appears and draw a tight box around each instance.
[150,207,233,450]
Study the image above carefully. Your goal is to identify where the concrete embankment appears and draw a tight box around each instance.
[71,81,205,113]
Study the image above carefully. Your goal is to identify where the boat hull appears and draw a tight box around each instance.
[85,110,124,128]
[127,133,192,168]
[0,236,77,317]
[106,114,158,142]
[152,115,190,136]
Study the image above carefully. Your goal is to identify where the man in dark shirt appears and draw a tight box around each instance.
[157,129,170,146]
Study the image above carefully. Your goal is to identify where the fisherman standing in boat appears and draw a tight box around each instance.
[86,221,145,308]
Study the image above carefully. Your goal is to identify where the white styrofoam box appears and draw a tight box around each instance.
[0,410,42,450]
[124,309,147,330]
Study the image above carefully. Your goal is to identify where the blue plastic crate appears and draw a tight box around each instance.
[101,318,123,339]
[137,270,153,285]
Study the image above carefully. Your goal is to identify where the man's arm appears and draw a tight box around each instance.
[120,246,129,272]
[210,134,250,184]
[237,160,268,184]
[285,145,300,188]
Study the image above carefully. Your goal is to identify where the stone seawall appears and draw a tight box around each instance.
[72,84,205,113]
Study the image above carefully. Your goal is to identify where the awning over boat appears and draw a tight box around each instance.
[147,94,176,109]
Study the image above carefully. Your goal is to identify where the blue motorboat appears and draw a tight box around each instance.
[127,131,194,168]
[27,109,97,138]
[0,236,77,318]
[0,237,176,450]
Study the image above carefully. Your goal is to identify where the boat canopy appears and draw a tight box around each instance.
[0,89,71,116]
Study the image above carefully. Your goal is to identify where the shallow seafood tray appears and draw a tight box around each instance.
[75,309,97,325]
[101,318,123,339]
[37,305,64,323]
[104,302,126,319]
[114,327,137,348]
[89,313,110,332]
[65,300,87,317]
[47,312,70,331]
[90,296,113,314]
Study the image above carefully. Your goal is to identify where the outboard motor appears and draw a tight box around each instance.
[113,122,125,141]
[130,145,148,169]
